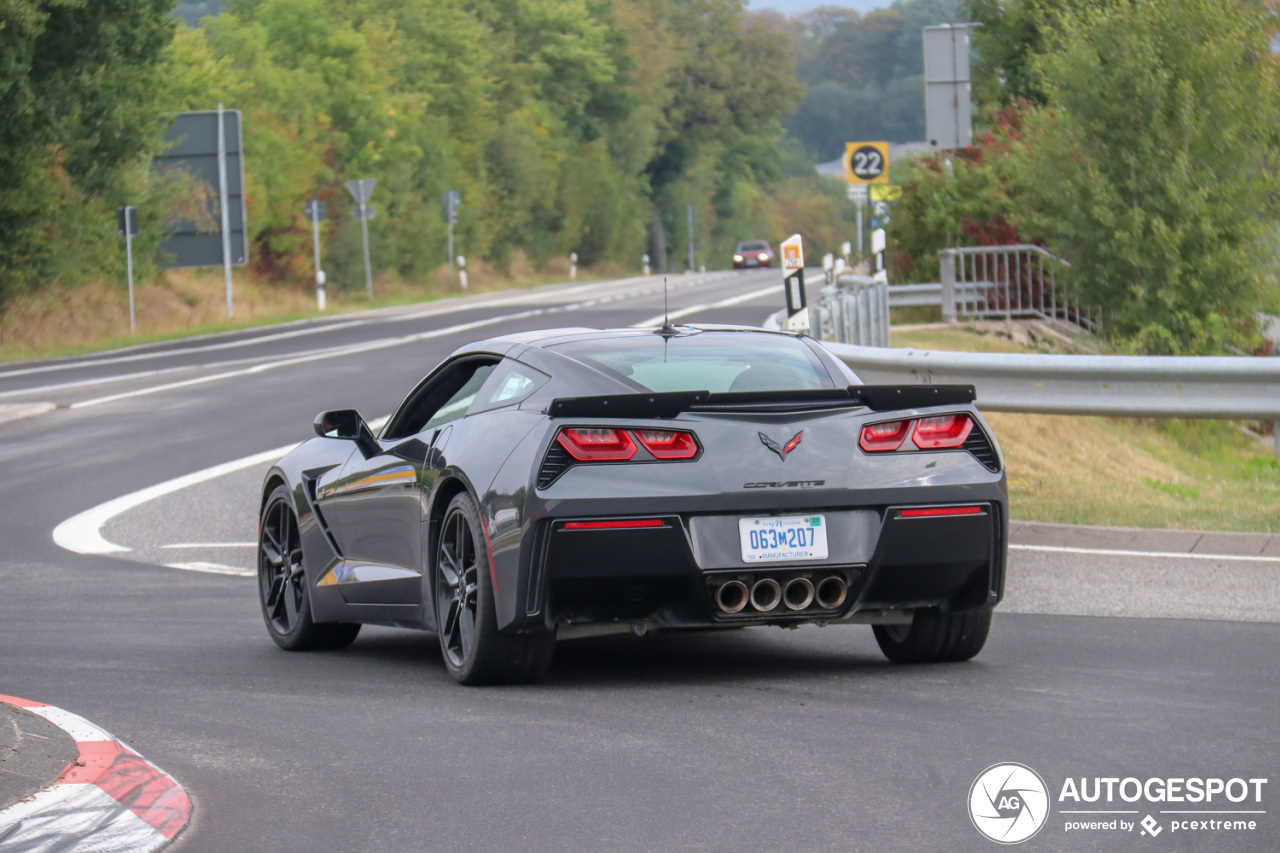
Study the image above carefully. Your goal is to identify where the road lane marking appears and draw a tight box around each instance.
[161,542,256,549]
[1010,543,1280,563]
[53,417,389,557]
[632,283,781,328]
[52,444,299,554]
[165,561,256,576]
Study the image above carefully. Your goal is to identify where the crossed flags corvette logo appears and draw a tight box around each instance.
[759,430,803,461]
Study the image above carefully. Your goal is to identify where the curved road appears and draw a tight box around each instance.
[1,271,1276,852]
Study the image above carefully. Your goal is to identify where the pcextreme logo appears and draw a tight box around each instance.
[969,763,1051,844]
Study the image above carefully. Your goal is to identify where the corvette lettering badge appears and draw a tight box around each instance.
[759,430,803,461]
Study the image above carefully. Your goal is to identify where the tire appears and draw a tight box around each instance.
[258,485,361,651]
[434,492,554,685]
[872,607,992,664]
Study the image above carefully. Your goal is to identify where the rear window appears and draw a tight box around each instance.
[551,332,834,393]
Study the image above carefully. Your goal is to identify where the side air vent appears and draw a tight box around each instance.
[525,521,551,615]
[537,443,574,489]
[963,425,1001,472]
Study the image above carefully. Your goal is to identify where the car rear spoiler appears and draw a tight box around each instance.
[547,384,976,419]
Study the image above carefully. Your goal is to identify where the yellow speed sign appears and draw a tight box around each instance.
[844,142,890,185]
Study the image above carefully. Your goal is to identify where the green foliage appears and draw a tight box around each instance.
[1013,0,1280,350]
[0,0,175,307]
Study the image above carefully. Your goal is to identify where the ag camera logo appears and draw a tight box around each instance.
[969,763,1050,844]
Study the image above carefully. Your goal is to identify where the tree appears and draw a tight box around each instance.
[1013,0,1280,351]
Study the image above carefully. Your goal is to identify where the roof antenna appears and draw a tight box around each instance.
[660,276,674,334]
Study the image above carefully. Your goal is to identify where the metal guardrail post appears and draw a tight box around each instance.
[940,251,957,323]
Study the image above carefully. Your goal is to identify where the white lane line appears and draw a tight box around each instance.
[165,561,256,576]
[632,283,780,328]
[52,416,389,557]
[67,309,546,409]
[161,542,256,549]
[1010,543,1280,563]
[52,444,299,554]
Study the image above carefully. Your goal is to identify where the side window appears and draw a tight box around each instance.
[383,357,500,439]
[470,360,550,415]
[421,363,497,431]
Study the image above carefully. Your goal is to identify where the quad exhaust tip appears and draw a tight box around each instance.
[815,575,848,609]
[783,577,815,611]
[712,573,850,615]
[715,580,749,614]
[749,578,782,612]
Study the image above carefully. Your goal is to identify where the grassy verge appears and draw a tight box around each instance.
[891,323,1279,533]
[0,257,619,363]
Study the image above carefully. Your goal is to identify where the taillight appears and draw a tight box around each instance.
[859,419,911,452]
[911,414,972,449]
[633,429,699,459]
[557,428,636,461]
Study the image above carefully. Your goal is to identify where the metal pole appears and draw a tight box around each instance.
[686,203,695,273]
[125,225,135,334]
[360,204,373,298]
[856,200,864,255]
[940,250,957,323]
[447,221,454,281]
[312,214,324,310]
[217,102,234,318]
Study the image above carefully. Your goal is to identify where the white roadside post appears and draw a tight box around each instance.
[305,199,326,310]
[780,233,809,334]
[116,206,139,333]
[569,252,577,280]
[642,253,650,276]
[345,178,377,298]
[216,102,234,318]
[457,255,468,290]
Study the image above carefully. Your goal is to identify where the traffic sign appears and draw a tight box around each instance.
[441,189,459,224]
[352,205,376,221]
[844,142,890,185]
[847,184,869,202]
[304,199,326,222]
[116,206,139,238]
[870,185,902,202]
[780,234,804,272]
[346,179,376,205]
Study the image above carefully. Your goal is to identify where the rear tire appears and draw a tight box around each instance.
[872,607,992,663]
[435,492,554,685]
[258,485,361,651]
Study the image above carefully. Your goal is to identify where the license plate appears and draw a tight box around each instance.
[738,515,828,562]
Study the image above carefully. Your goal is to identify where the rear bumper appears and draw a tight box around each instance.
[516,498,1005,632]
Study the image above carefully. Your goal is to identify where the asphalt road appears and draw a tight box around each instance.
[1,270,1276,852]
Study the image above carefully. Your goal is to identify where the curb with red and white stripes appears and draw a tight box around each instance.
[0,695,191,851]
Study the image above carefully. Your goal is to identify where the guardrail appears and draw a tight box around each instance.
[763,307,1280,453]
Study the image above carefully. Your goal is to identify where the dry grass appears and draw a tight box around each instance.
[0,257,618,362]
[890,321,1280,533]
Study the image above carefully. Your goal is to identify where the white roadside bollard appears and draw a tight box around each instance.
[570,252,577,280]
[841,241,852,266]
[457,255,468,291]
[316,269,327,311]
[822,253,835,285]
[642,253,650,276]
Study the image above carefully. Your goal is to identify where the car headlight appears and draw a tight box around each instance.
[733,254,743,262]
[758,253,769,261]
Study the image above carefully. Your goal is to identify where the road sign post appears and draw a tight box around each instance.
[117,206,139,333]
[686,203,696,273]
[845,142,889,256]
[305,199,326,309]
[924,24,980,150]
[346,179,377,298]
[780,234,809,333]
[442,190,459,281]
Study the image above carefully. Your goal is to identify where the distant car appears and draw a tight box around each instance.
[258,325,1008,685]
[733,240,774,269]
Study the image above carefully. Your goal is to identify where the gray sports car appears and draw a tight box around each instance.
[258,325,1007,684]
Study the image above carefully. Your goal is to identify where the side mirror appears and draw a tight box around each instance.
[314,409,380,459]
